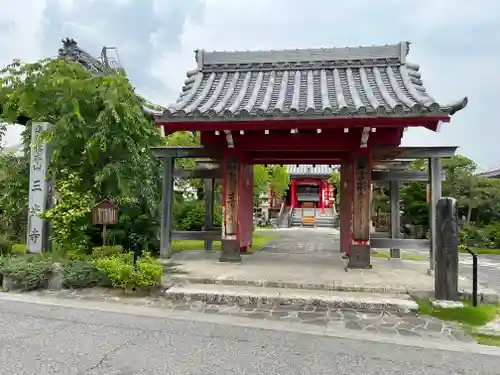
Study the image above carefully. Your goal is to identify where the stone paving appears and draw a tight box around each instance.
[169,228,499,302]
[25,288,475,343]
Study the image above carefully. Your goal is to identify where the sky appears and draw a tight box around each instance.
[1,0,499,170]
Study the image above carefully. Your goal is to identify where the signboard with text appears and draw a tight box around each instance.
[27,122,50,253]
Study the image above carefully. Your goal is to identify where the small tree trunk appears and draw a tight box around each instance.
[466,206,472,225]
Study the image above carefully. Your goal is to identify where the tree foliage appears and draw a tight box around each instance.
[0,58,163,250]
[0,151,29,240]
[253,165,290,204]
[41,171,94,250]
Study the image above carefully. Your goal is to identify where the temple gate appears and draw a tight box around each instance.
[149,41,467,269]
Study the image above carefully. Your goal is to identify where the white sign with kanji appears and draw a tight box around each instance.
[27,122,49,253]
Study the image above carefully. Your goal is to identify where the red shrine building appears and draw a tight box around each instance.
[150,41,467,268]
[263,165,338,228]
[283,165,337,211]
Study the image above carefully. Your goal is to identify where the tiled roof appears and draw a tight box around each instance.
[478,165,500,178]
[286,165,337,178]
[160,42,467,122]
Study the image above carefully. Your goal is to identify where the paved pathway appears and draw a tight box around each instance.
[27,288,475,343]
[2,294,500,375]
[460,254,500,292]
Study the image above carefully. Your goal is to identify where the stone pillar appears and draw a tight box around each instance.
[340,160,353,254]
[428,157,442,273]
[435,197,460,301]
[204,178,215,251]
[220,156,241,262]
[349,154,372,269]
[160,157,174,259]
[389,180,401,258]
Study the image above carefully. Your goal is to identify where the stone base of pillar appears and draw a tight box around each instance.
[219,239,242,263]
[390,248,401,258]
[348,244,372,269]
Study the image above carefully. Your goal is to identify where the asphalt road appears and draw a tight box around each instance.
[460,254,500,291]
[1,296,500,374]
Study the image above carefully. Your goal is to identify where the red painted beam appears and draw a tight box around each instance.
[200,128,403,151]
[159,116,448,133]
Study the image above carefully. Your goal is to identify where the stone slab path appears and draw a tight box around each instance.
[170,228,498,302]
[24,288,475,344]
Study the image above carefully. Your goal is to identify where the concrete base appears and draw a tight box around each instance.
[348,244,372,269]
[164,283,419,314]
[219,239,242,263]
[431,299,464,309]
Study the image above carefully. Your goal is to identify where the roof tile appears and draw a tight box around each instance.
[287,165,337,177]
[160,42,467,122]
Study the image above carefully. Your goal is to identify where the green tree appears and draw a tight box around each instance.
[400,159,428,226]
[268,165,290,199]
[252,165,289,205]
[0,151,29,239]
[0,58,163,250]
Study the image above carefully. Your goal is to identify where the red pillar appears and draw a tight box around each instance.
[320,180,326,214]
[290,179,296,208]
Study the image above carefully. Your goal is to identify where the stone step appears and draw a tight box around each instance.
[164,283,419,314]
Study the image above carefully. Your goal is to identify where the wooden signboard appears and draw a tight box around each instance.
[92,199,118,245]
[352,157,371,241]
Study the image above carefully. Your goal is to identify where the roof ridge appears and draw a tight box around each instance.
[196,42,410,68]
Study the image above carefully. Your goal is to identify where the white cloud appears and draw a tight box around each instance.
[147,0,500,168]
[0,0,47,67]
[1,0,500,168]
[0,0,47,146]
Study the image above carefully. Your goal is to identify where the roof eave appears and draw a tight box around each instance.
[443,97,468,116]
[154,112,451,124]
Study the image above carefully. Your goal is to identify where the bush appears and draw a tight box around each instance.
[174,199,223,231]
[0,256,52,291]
[92,245,123,259]
[94,251,163,291]
[61,260,110,289]
[0,236,12,255]
[11,243,27,256]
[460,223,500,249]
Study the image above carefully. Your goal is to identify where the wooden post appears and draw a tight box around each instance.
[340,160,353,254]
[160,157,174,259]
[389,180,401,258]
[204,178,215,251]
[349,153,372,269]
[435,197,460,301]
[102,223,107,246]
[219,156,241,262]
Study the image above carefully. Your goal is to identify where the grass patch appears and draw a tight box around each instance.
[372,250,425,261]
[418,299,500,346]
[460,247,500,255]
[172,232,279,253]
[472,334,500,346]
[417,299,500,327]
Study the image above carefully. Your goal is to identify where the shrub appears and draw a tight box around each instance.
[0,256,52,291]
[94,251,163,291]
[0,236,12,255]
[11,243,27,256]
[61,260,110,289]
[92,245,123,259]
